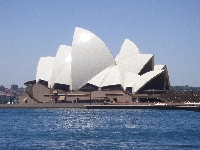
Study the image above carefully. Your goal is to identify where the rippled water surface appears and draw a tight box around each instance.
[0,108,200,149]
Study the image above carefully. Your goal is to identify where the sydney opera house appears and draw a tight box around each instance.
[19,27,170,104]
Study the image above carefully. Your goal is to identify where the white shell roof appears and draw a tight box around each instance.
[100,65,123,87]
[88,65,123,88]
[154,65,166,70]
[35,27,169,93]
[71,27,116,91]
[117,54,153,83]
[54,66,72,90]
[124,72,140,89]
[87,65,114,87]
[36,57,55,84]
[115,39,140,63]
[133,70,164,93]
[50,45,72,88]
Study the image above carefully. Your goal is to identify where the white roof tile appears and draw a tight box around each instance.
[71,27,116,91]
[87,65,114,87]
[50,45,72,88]
[154,65,166,70]
[115,39,140,63]
[36,57,55,86]
[133,70,164,93]
[118,54,153,83]
[101,65,123,88]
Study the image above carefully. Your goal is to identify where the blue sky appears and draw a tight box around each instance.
[0,0,200,88]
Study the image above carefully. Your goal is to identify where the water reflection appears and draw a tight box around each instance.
[0,109,200,149]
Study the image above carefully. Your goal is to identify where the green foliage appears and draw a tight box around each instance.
[0,97,8,104]
[170,85,200,92]
[0,98,3,103]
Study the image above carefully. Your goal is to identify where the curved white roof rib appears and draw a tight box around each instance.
[154,65,166,70]
[71,27,116,91]
[87,65,114,87]
[36,57,55,85]
[118,54,153,83]
[124,71,140,89]
[54,66,72,90]
[88,65,123,88]
[50,45,72,88]
[115,39,140,63]
[133,70,164,93]
[100,65,123,88]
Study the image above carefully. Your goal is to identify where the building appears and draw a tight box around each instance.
[0,85,5,91]
[19,27,170,104]
[11,84,18,91]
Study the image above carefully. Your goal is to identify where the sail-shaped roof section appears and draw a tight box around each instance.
[154,65,166,70]
[124,72,140,89]
[71,27,116,91]
[87,65,114,87]
[36,57,55,85]
[54,66,72,90]
[100,65,122,87]
[50,45,72,88]
[154,65,170,90]
[115,39,140,63]
[87,65,123,88]
[117,54,153,83]
[34,27,170,93]
[133,70,164,93]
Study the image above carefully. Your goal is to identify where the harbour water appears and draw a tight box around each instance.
[0,108,200,149]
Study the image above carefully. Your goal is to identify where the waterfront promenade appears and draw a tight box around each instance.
[0,102,200,111]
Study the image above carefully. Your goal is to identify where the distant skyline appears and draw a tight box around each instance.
[0,0,200,88]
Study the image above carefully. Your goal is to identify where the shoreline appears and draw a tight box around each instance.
[0,103,200,111]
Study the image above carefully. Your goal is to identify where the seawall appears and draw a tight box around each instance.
[84,104,200,111]
[0,103,89,108]
[0,103,200,111]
